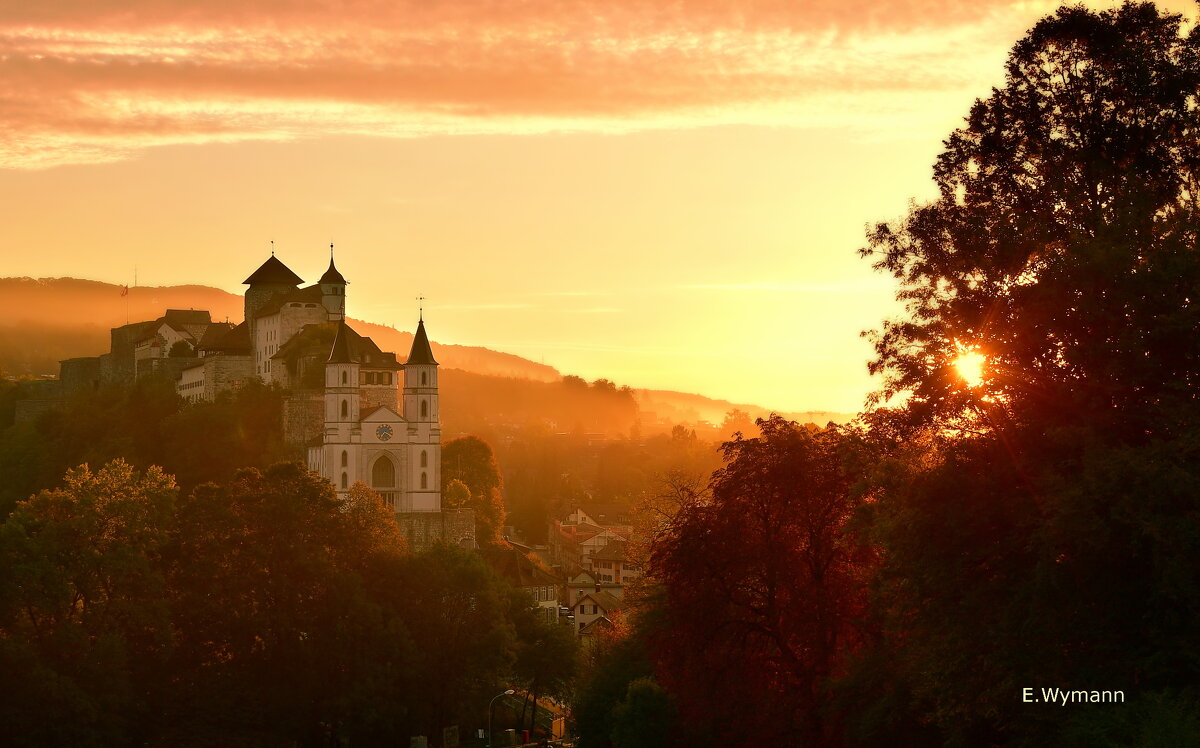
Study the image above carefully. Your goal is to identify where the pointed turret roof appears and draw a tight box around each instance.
[327,320,359,364]
[406,318,438,365]
[243,255,303,286]
[319,251,347,285]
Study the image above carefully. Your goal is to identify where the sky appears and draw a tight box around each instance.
[1,0,1191,413]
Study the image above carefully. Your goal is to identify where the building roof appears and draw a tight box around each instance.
[575,590,623,613]
[196,322,236,350]
[327,320,358,364]
[318,256,347,285]
[162,309,212,326]
[243,255,303,286]
[271,321,399,369]
[482,546,560,588]
[253,284,324,318]
[198,321,251,354]
[590,540,628,563]
[406,318,438,365]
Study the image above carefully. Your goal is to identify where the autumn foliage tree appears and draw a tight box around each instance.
[649,416,867,747]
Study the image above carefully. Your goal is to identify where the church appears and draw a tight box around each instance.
[175,250,469,543]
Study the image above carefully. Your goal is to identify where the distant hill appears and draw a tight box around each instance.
[0,276,855,431]
[635,388,854,428]
[0,277,560,382]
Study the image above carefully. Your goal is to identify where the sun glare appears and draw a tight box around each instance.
[954,351,986,388]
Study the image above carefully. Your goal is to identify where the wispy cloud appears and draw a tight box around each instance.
[0,0,1090,168]
[681,279,894,293]
[436,302,537,311]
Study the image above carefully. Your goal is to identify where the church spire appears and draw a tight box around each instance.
[327,319,358,364]
[319,243,347,285]
[406,317,438,365]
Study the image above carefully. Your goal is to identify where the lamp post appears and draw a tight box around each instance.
[488,689,515,748]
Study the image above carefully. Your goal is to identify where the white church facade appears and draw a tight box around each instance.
[306,317,443,513]
[171,250,460,530]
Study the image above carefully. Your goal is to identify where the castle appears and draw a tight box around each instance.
[59,250,472,548]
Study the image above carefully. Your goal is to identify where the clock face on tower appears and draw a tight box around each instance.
[376,424,393,441]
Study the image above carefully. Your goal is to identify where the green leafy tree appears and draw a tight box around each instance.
[611,677,676,748]
[444,478,471,509]
[442,435,506,544]
[509,588,581,732]
[0,460,177,746]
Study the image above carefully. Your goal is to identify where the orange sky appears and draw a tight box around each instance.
[1,0,1189,413]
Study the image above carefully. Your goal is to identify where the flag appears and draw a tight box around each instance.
[121,285,129,297]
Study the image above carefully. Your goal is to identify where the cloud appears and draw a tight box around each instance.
[0,0,1095,168]
[681,279,895,293]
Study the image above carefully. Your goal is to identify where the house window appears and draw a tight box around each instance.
[340,451,348,468]
[372,456,396,489]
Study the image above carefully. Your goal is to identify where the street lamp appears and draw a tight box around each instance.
[488,688,515,748]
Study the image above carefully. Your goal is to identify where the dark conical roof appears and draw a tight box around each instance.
[243,255,303,286]
[406,319,438,365]
[319,256,347,285]
[327,320,359,364]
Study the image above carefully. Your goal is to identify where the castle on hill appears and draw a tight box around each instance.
[58,250,472,548]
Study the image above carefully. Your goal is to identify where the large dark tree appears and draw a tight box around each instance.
[860,4,1200,744]
[649,417,866,747]
[864,2,1200,439]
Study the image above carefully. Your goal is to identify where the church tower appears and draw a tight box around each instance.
[403,316,441,511]
[243,253,302,341]
[325,320,360,492]
[318,244,347,321]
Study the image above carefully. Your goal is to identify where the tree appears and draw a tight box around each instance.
[610,677,676,748]
[649,417,867,747]
[858,4,1200,742]
[442,436,506,544]
[718,408,754,439]
[168,340,194,358]
[0,460,178,746]
[508,589,580,733]
[862,2,1200,440]
[443,478,471,509]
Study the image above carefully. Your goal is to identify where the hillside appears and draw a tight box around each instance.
[0,277,559,382]
[0,276,854,431]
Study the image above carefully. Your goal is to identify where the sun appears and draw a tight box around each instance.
[953,351,986,388]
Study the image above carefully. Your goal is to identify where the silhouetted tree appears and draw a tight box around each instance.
[859,3,1200,742]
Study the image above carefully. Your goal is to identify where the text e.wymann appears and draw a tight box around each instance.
[1023,688,1125,705]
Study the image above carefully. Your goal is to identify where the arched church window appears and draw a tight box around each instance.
[341,400,348,418]
[340,472,348,489]
[420,450,427,468]
[421,400,428,418]
[421,371,427,385]
[341,371,347,385]
[420,472,427,489]
[372,456,396,488]
[341,450,348,468]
